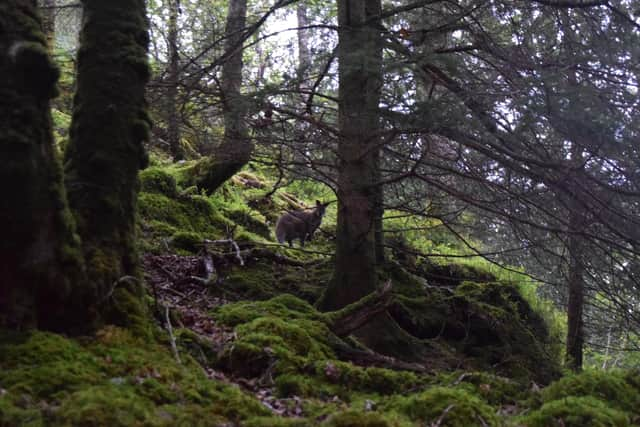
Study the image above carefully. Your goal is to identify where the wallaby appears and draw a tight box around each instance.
[275,200,328,247]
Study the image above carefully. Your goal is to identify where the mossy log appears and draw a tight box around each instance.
[0,0,91,331]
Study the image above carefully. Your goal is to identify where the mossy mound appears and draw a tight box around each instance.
[0,327,270,426]
[139,167,178,197]
[387,265,561,383]
[216,258,331,302]
[521,396,631,427]
[213,295,335,378]
[390,386,500,427]
[213,294,433,402]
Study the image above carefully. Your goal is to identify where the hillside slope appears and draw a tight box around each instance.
[1,162,639,426]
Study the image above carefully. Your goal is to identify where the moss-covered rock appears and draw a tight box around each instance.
[539,370,640,415]
[521,396,630,427]
[214,295,335,378]
[392,386,499,426]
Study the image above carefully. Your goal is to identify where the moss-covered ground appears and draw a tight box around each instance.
[3,160,640,426]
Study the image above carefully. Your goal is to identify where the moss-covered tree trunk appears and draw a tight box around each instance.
[167,0,183,161]
[64,0,151,300]
[318,0,382,311]
[195,0,252,193]
[0,0,90,332]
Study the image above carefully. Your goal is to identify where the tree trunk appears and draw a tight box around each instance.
[65,0,151,300]
[167,0,183,161]
[196,0,252,193]
[0,0,90,332]
[565,139,586,371]
[296,2,311,84]
[41,0,56,48]
[373,148,385,264]
[318,0,382,311]
[565,207,585,370]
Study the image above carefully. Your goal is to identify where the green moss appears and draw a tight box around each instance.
[244,417,310,427]
[447,371,527,406]
[392,386,499,426]
[139,168,178,197]
[216,260,329,302]
[312,360,422,395]
[214,294,325,327]
[275,373,335,398]
[102,280,154,340]
[540,370,640,414]
[0,327,272,426]
[452,281,561,382]
[0,330,101,400]
[321,410,398,427]
[521,396,630,427]
[169,231,203,254]
[225,208,271,239]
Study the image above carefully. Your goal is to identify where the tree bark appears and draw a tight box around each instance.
[318,0,382,311]
[167,0,183,161]
[196,0,252,193]
[41,0,56,48]
[0,0,90,332]
[373,148,385,264]
[65,0,151,299]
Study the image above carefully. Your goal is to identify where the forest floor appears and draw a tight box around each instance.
[143,253,309,418]
[2,162,640,426]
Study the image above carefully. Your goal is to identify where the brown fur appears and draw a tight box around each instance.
[275,200,328,247]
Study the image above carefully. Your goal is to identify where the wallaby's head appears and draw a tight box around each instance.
[313,200,328,218]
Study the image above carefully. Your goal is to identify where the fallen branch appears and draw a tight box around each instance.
[432,404,455,427]
[324,280,394,338]
[204,238,244,266]
[164,305,181,364]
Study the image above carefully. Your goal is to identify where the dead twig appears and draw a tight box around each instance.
[164,305,181,364]
[431,404,455,427]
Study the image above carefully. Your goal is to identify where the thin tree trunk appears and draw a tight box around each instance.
[565,212,585,370]
[167,0,183,161]
[318,0,382,311]
[65,0,151,299]
[196,0,252,193]
[296,2,311,84]
[0,0,89,332]
[565,141,586,371]
[41,0,56,48]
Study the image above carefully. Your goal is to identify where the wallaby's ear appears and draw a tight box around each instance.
[316,200,321,206]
